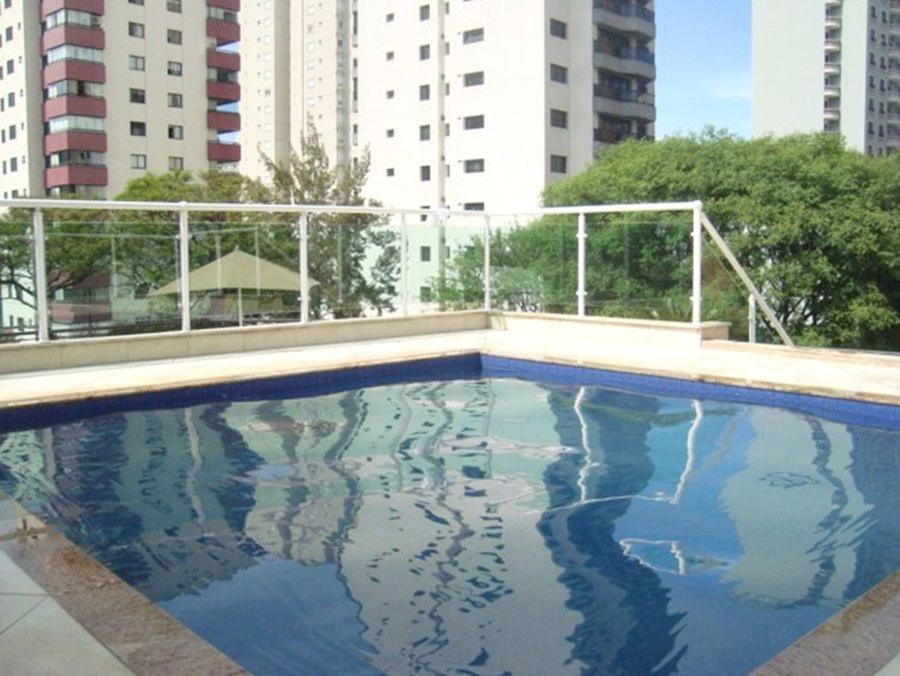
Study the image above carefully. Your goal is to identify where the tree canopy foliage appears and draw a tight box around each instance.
[438,131,899,349]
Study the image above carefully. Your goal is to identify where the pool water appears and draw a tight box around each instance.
[1,366,898,675]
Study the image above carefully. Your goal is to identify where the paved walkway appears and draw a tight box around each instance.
[0,499,132,676]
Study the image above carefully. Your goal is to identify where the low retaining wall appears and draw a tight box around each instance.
[0,311,728,375]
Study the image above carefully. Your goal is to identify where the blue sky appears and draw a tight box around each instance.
[655,0,752,138]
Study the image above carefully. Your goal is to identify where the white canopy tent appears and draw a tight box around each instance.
[149,249,315,326]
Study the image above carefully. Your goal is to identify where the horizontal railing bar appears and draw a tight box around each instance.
[0,198,703,219]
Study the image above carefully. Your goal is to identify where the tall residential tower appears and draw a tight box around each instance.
[753,0,899,155]
[240,0,656,211]
[0,0,242,200]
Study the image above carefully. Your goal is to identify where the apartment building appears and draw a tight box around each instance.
[0,0,242,200]
[753,0,900,156]
[240,1,656,211]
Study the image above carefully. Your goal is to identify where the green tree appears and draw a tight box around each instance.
[437,131,899,349]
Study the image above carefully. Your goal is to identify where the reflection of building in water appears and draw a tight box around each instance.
[223,379,583,674]
[538,386,688,675]
[722,408,900,605]
[0,406,266,600]
[720,408,876,607]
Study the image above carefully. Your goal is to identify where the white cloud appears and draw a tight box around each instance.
[709,77,752,102]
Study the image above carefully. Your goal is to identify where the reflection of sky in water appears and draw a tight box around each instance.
[0,378,898,676]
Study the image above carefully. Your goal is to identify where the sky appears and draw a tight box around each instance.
[655,0,752,138]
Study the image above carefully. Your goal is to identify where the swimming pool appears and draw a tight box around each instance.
[1,355,898,675]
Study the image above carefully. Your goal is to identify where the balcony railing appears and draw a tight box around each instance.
[0,198,794,346]
[593,84,654,105]
[593,43,655,64]
[592,1,654,22]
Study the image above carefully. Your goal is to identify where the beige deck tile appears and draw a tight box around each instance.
[0,597,132,676]
[0,594,45,635]
[0,550,45,596]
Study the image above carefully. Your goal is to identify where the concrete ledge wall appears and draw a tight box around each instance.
[0,311,730,375]
[0,312,491,375]
[493,312,730,347]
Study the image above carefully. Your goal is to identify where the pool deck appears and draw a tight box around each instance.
[0,312,898,675]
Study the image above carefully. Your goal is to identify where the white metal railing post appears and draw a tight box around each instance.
[178,203,191,332]
[577,212,586,316]
[691,202,703,324]
[748,294,757,344]
[400,213,409,316]
[483,214,491,312]
[299,212,309,323]
[32,209,50,342]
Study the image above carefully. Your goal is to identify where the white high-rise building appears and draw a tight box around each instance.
[240,0,656,211]
[753,0,900,156]
[0,0,242,200]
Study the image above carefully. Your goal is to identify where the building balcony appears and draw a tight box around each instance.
[207,18,240,46]
[207,48,240,72]
[208,142,241,162]
[207,80,241,102]
[823,108,841,121]
[823,84,840,98]
[592,3,655,39]
[44,130,107,154]
[592,45,656,79]
[42,60,105,87]
[43,95,106,121]
[41,25,105,51]
[824,38,842,52]
[208,0,240,10]
[41,0,104,18]
[824,61,841,75]
[824,16,841,30]
[45,164,108,189]
[593,128,649,144]
[207,110,241,132]
[593,86,656,121]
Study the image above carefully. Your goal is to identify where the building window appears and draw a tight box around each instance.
[419,84,430,100]
[386,90,395,99]
[464,115,485,130]
[420,5,430,20]
[130,121,146,136]
[419,44,431,60]
[386,51,394,60]
[420,246,431,262]
[550,155,567,173]
[386,128,395,137]
[550,19,567,38]
[550,109,568,128]
[128,22,145,38]
[46,45,102,63]
[550,64,568,83]
[386,168,395,177]
[9,157,17,172]
[420,124,431,140]
[129,55,145,71]
[464,159,484,173]
[129,88,145,104]
[167,61,182,76]
[167,0,182,12]
[168,93,183,108]
[168,124,183,139]
[463,203,485,211]
[129,0,145,4]
[420,165,431,181]
[169,156,183,171]
[463,71,484,86]
[130,154,146,169]
[386,12,394,21]
[462,28,484,44]
[167,29,182,45]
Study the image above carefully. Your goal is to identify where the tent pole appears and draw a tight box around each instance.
[238,287,243,327]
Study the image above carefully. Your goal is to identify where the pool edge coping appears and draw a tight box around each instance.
[0,491,246,676]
